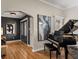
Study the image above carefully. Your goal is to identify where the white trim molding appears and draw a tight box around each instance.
[32,48,44,52]
[40,0,64,10]
[20,18,28,22]
[40,0,78,10]
[6,40,21,44]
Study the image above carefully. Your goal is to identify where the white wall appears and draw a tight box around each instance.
[1,0,64,51]
[63,6,78,34]
[63,6,78,24]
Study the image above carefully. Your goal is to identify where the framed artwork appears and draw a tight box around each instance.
[6,24,15,34]
[54,16,64,31]
[38,15,51,41]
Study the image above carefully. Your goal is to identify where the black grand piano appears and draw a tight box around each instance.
[47,20,78,59]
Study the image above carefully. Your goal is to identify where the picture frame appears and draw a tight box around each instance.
[6,24,15,34]
[37,14,51,41]
[54,16,64,31]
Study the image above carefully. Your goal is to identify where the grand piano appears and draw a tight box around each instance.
[47,20,78,59]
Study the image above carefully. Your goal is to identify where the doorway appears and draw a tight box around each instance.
[20,17,30,45]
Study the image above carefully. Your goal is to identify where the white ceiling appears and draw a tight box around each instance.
[40,0,78,10]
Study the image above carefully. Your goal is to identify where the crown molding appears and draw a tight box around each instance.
[63,5,78,10]
[40,0,64,10]
[40,0,77,10]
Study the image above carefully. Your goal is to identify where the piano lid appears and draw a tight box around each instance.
[59,20,78,33]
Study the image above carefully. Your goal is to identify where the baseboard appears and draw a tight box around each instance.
[32,48,44,52]
[27,44,32,47]
[21,41,32,47]
[6,40,21,44]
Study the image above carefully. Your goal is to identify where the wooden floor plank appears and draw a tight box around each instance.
[2,41,73,59]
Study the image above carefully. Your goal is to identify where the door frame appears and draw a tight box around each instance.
[20,17,30,45]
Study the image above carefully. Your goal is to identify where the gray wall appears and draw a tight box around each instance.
[1,17,20,41]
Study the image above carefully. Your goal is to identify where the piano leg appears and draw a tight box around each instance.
[56,46,61,59]
[56,50,59,59]
[44,44,45,51]
[50,51,51,59]
[64,46,68,59]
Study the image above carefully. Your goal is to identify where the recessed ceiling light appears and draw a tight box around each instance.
[10,12,16,15]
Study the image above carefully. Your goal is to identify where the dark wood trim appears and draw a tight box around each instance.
[28,17,30,44]
[37,14,39,41]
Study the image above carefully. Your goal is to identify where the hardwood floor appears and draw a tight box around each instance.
[2,41,73,59]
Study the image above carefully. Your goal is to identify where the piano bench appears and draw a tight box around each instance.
[44,43,59,59]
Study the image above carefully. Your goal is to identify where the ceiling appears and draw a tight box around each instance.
[40,0,78,10]
[2,11,26,19]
